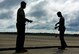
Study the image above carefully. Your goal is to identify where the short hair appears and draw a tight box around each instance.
[57,11,62,16]
[21,1,26,6]
[57,11,61,15]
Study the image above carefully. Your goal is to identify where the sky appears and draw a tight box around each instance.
[0,0,79,34]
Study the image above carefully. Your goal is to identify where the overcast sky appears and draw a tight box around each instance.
[0,0,79,34]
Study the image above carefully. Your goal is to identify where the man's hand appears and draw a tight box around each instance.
[29,20,33,23]
[54,26,58,29]
[55,24,57,26]
[55,22,59,26]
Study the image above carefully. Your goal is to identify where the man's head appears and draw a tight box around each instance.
[57,11,62,17]
[21,1,26,9]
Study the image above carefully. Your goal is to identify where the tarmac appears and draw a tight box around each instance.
[0,34,79,54]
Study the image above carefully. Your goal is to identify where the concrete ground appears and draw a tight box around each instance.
[0,34,79,54]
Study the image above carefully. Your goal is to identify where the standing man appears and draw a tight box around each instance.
[55,11,67,50]
[16,1,32,53]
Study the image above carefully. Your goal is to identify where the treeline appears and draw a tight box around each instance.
[0,32,79,37]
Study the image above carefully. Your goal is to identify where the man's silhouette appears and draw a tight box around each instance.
[16,1,32,53]
[55,11,67,50]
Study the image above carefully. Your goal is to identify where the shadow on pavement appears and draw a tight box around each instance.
[0,46,79,51]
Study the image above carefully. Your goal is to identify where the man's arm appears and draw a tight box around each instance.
[25,18,33,23]
[55,21,60,29]
[55,26,59,29]
[55,22,59,26]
